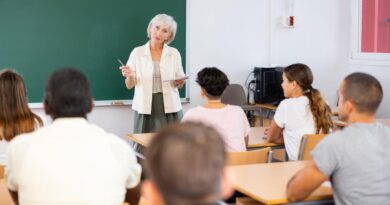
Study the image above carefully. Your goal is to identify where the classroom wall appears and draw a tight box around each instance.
[31,0,390,138]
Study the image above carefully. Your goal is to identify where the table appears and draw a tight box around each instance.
[229,161,333,205]
[128,127,282,149]
[247,127,283,149]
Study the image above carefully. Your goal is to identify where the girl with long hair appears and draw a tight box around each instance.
[0,69,43,165]
[265,63,333,160]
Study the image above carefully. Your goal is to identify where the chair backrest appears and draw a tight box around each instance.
[0,165,4,179]
[221,84,246,106]
[298,134,327,160]
[227,147,272,166]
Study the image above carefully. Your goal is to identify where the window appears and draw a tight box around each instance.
[351,0,390,65]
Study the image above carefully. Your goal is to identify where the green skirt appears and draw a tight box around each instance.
[133,93,182,153]
[133,93,183,133]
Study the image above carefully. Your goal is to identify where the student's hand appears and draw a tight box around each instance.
[263,127,270,139]
[120,66,135,79]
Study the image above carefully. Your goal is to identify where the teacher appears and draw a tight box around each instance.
[120,14,185,136]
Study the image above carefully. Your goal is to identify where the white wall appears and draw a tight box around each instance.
[32,0,390,138]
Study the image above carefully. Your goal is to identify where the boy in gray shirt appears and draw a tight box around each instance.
[287,72,390,204]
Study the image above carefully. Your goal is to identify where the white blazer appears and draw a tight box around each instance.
[126,41,185,114]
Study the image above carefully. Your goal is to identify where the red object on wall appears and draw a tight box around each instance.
[289,16,294,26]
[361,0,390,53]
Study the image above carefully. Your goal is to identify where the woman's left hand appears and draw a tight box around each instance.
[174,79,185,88]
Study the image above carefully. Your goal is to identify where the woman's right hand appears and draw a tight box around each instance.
[120,66,135,79]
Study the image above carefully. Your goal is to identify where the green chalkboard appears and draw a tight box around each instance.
[0,0,186,104]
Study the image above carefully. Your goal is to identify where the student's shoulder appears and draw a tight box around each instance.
[8,130,38,151]
[275,98,290,110]
[95,128,133,152]
[88,123,126,143]
[317,129,346,148]
[225,104,246,114]
[183,106,203,119]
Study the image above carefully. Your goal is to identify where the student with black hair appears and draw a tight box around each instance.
[6,68,142,205]
[182,67,250,152]
[287,72,390,204]
[143,122,233,205]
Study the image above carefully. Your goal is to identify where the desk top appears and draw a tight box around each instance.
[229,161,332,205]
[128,127,281,148]
[247,127,281,148]
[256,103,277,110]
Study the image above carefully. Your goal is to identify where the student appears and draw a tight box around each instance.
[6,68,142,205]
[142,122,233,205]
[287,72,390,204]
[0,69,43,165]
[265,63,333,160]
[182,67,250,152]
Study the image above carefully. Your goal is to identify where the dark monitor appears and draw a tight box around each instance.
[253,67,284,105]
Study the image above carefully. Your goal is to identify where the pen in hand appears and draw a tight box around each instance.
[118,59,136,82]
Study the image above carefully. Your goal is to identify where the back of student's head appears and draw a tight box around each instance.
[44,68,92,119]
[0,68,42,141]
[341,72,382,114]
[144,122,227,205]
[196,67,229,100]
[283,63,333,134]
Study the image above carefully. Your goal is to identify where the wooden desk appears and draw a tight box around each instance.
[247,127,283,149]
[230,161,333,205]
[128,127,282,149]
[128,132,154,148]
[256,103,277,111]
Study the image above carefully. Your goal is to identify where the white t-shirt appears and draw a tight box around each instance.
[274,96,315,160]
[6,118,141,205]
[182,105,250,152]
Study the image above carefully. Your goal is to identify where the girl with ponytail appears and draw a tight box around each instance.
[265,63,333,160]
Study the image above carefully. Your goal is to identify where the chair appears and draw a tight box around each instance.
[227,147,272,166]
[0,165,4,179]
[298,134,327,160]
[236,197,262,205]
[221,84,264,126]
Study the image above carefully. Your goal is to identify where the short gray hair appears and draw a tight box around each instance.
[147,14,177,45]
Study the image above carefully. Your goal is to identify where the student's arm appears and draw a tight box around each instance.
[286,159,328,202]
[265,119,284,144]
[125,184,141,205]
[8,190,19,205]
[244,135,249,147]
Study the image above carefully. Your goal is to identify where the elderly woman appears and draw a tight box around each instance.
[120,14,185,137]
